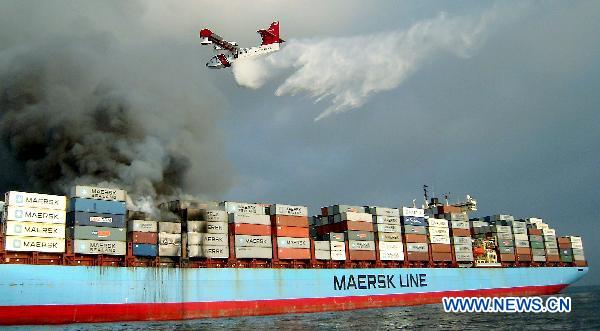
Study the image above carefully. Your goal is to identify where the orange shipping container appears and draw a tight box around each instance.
[558,237,571,244]
[546,255,560,262]
[404,234,428,243]
[270,215,309,228]
[451,228,471,237]
[437,206,461,214]
[517,254,532,262]
[406,251,429,261]
[558,242,572,249]
[231,223,271,236]
[528,228,542,235]
[277,248,310,260]
[348,250,376,261]
[344,220,374,232]
[431,244,452,253]
[432,252,452,261]
[515,247,531,255]
[273,226,309,238]
[499,253,515,262]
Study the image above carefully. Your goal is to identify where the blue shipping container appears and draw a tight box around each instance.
[133,244,158,257]
[401,216,426,226]
[67,212,126,228]
[69,198,126,215]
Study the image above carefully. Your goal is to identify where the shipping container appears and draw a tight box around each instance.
[430,243,452,253]
[340,212,373,223]
[344,230,374,241]
[132,243,158,257]
[269,204,308,217]
[323,232,345,242]
[515,240,530,248]
[158,232,181,246]
[528,235,543,242]
[374,223,401,233]
[543,228,556,236]
[528,228,543,235]
[453,244,472,253]
[497,239,515,248]
[544,241,558,249]
[270,215,309,227]
[186,221,228,234]
[367,207,399,217]
[512,227,527,235]
[429,235,451,245]
[403,225,427,235]
[5,206,66,224]
[495,232,514,240]
[491,215,514,222]
[498,247,514,254]
[277,248,310,260]
[314,241,330,251]
[378,241,403,251]
[405,251,429,261]
[330,241,345,251]
[532,255,546,262]
[235,246,272,259]
[455,252,474,262]
[235,235,272,248]
[126,219,157,233]
[330,249,346,260]
[4,235,65,253]
[68,198,125,215]
[231,223,271,236]
[222,202,265,215]
[348,250,376,260]
[428,227,450,236]
[530,241,545,249]
[498,253,516,262]
[513,233,528,241]
[404,234,428,243]
[379,250,404,261]
[531,248,546,256]
[432,252,453,261]
[447,213,468,222]
[228,213,270,225]
[185,210,227,223]
[399,207,424,218]
[401,216,426,226]
[515,247,532,255]
[451,228,471,237]
[188,245,229,258]
[70,186,126,202]
[158,222,181,234]
[452,236,471,245]
[332,205,365,214]
[4,221,65,239]
[159,244,181,257]
[544,234,557,242]
[546,248,559,255]
[73,240,126,255]
[377,232,403,242]
[493,225,512,233]
[5,191,66,210]
[348,240,375,251]
[427,218,448,228]
[276,237,310,249]
[68,226,126,241]
[571,242,583,249]
[273,226,309,238]
[406,243,428,252]
[314,250,331,260]
[372,215,401,225]
[187,233,228,246]
[128,232,158,244]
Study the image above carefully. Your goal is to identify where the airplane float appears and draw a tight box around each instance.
[199,21,285,69]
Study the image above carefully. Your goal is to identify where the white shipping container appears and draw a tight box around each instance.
[158,232,181,246]
[5,206,66,224]
[269,204,308,217]
[235,246,272,259]
[527,218,543,225]
[204,210,228,223]
[496,232,514,240]
[340,212,372,223]
[451,221,470,229]
[455,252,474,262]
[4,221,65,239]
[514,233,528,241]
[377,232,403,242]
[277,237,310,249]
[493,225,512,233]
[74,240,126,255]
[400,207,424,218]
[375,223,401,233]
[471,221,487,228]
[532,255,546,262]
[228,213,270,225]
[406,243,428,252]
[429,227,450,236]
[452,236,472,245]
[454,244,472,253]
[127,220,157,233]
[512,227,526,234]
[4,235,65,253]
[571,242,583,249]
[330,241,345,251]
[368,206,400,217]
[222,202,265,215]
[429,235,451,244]
[5,191,67,211]
[330,250,346,260]
[372,215,401,225]
[542,228,556,236]
[427,218,448,228]
[448,213,468,222]
[544,234,557,242]
[158,222,181,234]
[491,214,514,222]
[159,244,181,257]
[348,240,375,251]
[544,241,558,248]
[536,223,549,230]
[378,241,403,251]
[379,249,405,261]
[187,233,228,246]
[235,235,272,248]
[546,248,559,255]
[568,236,582,244]
[70,186,126,202]
[188,245,229,258]
[186,221,228,234]
[314,241,330,251]
[573,254,585,261]
[315,250,331,260]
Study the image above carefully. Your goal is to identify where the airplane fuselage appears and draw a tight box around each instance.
[206,43,281,69]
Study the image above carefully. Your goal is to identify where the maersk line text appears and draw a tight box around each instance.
[443,296,571,313]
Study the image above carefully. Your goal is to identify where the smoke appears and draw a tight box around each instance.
[233,9,505,120]
[0,2,231,208]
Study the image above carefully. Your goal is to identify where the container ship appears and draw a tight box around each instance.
[0,186,588,325]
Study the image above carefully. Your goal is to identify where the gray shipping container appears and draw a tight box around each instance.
[498,246,514,254]
[235,235,272,248]
[532,248,546,256]
[493,225,512,233]
[345,230,375,241]
[450,220,470,229]
[159,222,182,234]
[68,226,126,241]
[158,232,181,246]
[159,244,181,257]
[73,240,126,255]
[455,252,474,261]
[406,243,428,252]
[448,213,468,222]
[315,250,331,260]
[235,246,272,259]
[496,232,514,240]
[314,241,330,251]
[529,235,543,242]
[454,244,472,253]
[452,236,471,245]
[402,225,427,235]
[127,220,158,233]
[188,245,229,258]
[332,205,365,214]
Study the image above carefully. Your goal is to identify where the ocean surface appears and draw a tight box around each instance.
[7,286,600,330]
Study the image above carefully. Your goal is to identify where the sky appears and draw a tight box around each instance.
[0,1,598,285]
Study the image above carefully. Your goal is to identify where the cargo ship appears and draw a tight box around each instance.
[0,187,589,325]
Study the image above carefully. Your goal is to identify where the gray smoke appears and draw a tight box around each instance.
[0,2,232,205]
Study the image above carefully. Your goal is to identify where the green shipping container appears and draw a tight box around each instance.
[530,241,545,249]
[528,235,543,242]
[498,246,514,254]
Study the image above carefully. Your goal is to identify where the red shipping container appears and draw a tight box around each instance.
[270,215,309,228]
[128,232,158,244]
[406,251,429,261]
[499,253,516,262]
[574,261,587,267]
[231,223,271,236]
[515,247,531,255]
[404,234,428,243]
[546,255,560,262]
[437,205,461,214]
[517,254,532,262]
[558,237,571,244]
[558,242,572,249]
[528,228,542,235]
[277,248,310,260]
[451,228,471,237]
[431,244,452,253]
[348,250,376,261]
[432,252,453,261]
[273,226,309,238]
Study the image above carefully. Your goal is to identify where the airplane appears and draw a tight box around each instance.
[199,21,285,69]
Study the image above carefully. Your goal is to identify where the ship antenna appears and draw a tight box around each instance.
[444,193,450,206]
[423,185,429,208]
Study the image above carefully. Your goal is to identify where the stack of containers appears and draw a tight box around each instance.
[517,219,545,263]
[446,212,472,263]
[187,205,229,259]
[400,207,428,262]
[128,217,158,258]
[567,236,585,264]
[68,186,126,256]
[334,206,375,261]
[368,206,403,261]
[224,202,272,259]
[321,231,346,260]
[490,216,515,263]
[158,213,182,257]
[3,191,67,253]
[508,219,532,263]
[528,218,560,262]
[269,204,310,260]
[313,240,331,260]
[427,217,451,262]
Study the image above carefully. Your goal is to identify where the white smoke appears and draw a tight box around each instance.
[233,9,504,120]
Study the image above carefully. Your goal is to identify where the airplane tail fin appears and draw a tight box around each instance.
[258,21,285,45]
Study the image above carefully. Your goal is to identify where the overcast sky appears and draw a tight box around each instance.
[1,1,598,285]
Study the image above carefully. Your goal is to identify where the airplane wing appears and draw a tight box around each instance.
[199,29,239,53]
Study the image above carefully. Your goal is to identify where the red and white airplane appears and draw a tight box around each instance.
[199,21,285,69]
